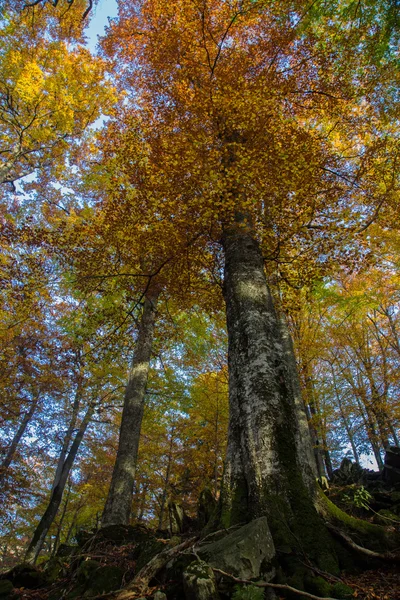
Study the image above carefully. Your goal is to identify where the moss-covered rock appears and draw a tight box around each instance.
[198,488,217,530]
[231,584,264,600]
[331,582,354,599]
[57,544,79,558]
[67,562,123,598]
[3,563,46,589]
[76,560,101,584]
[43,556,68,583]
[304,575,332,597]
[373,509,400,526]
[285,572,305,600]
[198,517,275,580]
[0,580,14,599]
[182,560,219,600]
[83,565,123,596]
[135,536,166,572]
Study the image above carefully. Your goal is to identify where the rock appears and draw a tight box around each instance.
[3,563,46,589]
[384,446,400,485]
[98,524,151,545]
[167,501,197,534]
[197,488,217,529]
[331,458,366,485]
[69,561,123,598]
[57,543,79,557]
[168,501,184,534]
[76,560,101,584]
[43,556,67,582]
[153,592,168,600]
[331,582,354,599]
[0,580,14,599]
[198,517,275,580]
[373,508,400,526]
[84,565,123,596]
[183,560,219,600]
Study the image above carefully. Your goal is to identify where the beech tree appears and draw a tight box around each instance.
[96,0,399,567]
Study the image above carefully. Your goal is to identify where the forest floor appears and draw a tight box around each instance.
[8,564,400,600]
[343,566,400,600]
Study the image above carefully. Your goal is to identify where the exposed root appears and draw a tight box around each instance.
[326,523,400,564]
[211,567,342,600]
[93,536,197,599]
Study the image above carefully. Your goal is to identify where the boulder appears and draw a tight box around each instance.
[384,446,400,485]
[168,502,185,534]
[68,561,123,598]
[2,563,46,589]
[183,560,219,600]
[198,517,275,580]
[197,488,217,529]
[0,580,14,599]
[331,458,366,485]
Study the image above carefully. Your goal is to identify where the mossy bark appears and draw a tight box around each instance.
[219,218,338,572]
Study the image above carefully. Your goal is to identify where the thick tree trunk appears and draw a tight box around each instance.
[219,218,337,570]
[102,290,159,527]
[25,403,94,563]
[0,396,38,479]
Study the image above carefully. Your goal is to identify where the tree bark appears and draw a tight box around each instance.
[102,290,159,527]
[219,218,337,569]
[220,218,316,514]
[25,402,95,563]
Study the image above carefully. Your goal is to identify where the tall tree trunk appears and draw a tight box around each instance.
[219,218,330,539]
[0,396,39,480]
[25,403,94,563]
[102,290,159,527]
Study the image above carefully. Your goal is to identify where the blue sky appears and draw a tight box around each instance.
[86,0,118,52]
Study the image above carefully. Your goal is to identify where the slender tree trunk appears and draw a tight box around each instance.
[331,366,360,465]
[220,217,320,522]
[137,483,148,522]
[0,396,38,479]
[51,482,72,557]
[158,427,174,531]
[354,395,384,469]
[25,403,94,563]
[390,425,399,447]
[102,290,159,527]
[53,377,83,491]
[300,363,326,479]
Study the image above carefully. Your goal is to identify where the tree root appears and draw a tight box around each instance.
[325,523,400,563]
[93,536,197,599]
[211,567,341,600]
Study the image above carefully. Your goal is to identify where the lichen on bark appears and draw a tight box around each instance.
[219,216,338,572]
